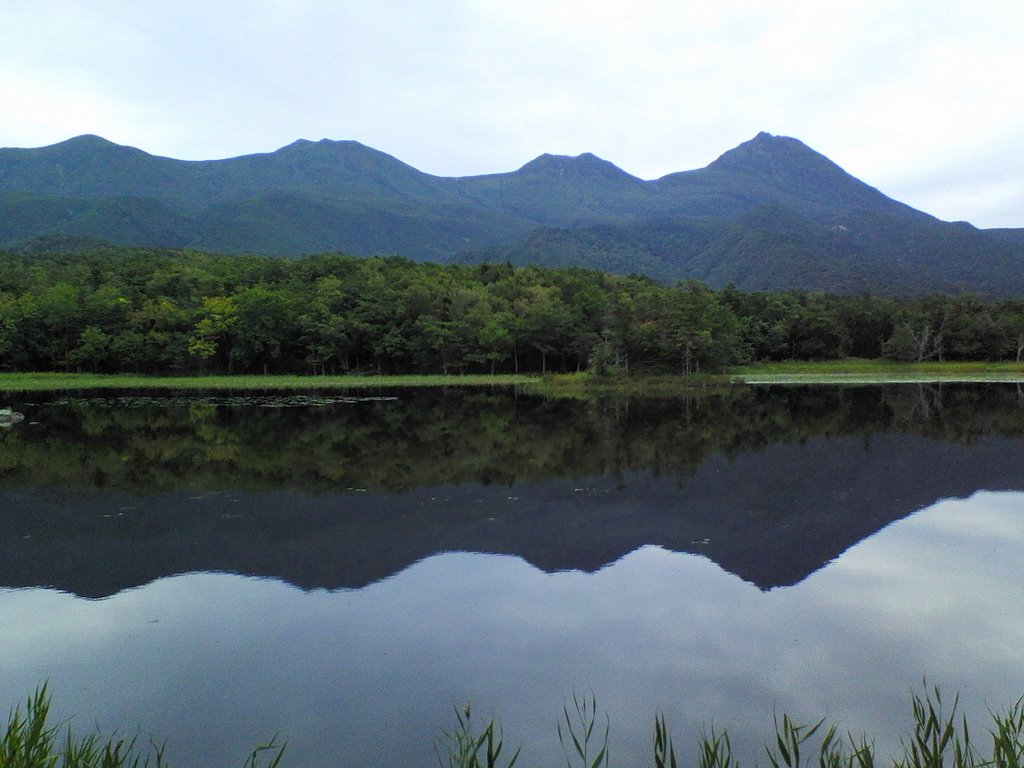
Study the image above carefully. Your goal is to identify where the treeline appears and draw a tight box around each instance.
[2,247,1024,375]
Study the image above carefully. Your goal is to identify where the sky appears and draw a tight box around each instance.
[2,0,1023,228]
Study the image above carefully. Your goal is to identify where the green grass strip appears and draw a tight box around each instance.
[728,358,1024,384]
[0,372,542,392]
[4,361,1024,393]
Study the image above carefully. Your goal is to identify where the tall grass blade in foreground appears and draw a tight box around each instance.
[653,712,677,768]
[698,726,739,768]
[1,684,283,768]
[558,692,609,768]
[816,724,876,768]
[1,683,58,768]
[241,735,286,768]
[895,685,977,768]
[843,734,876,768]
[766,712,827,768]
[435,704,520,768]
[990,698,1024,768]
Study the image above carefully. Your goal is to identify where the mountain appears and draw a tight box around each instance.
[0,135,534,258]
[2,132,1023,295]
[0,134,452,205]
[459,134,1024,295]
[682,131,933,221]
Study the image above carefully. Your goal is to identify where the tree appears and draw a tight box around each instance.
[883,299,952,362]
[31,283,84,369]
[475,313,515,374]
[110,330,151,372]
[789,298,849,360]
[297,275,357,375]
[836,295,894,359]
[995,302,1024,361]
[0,295,18,369]
[515,284,572,374]
[652,282,740,373]
[129,297,192,372]
[231,286,298,374]
[188,296,238,372]
[69,325,112,372]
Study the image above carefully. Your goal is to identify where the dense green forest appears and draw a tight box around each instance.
[2,246,1024,375]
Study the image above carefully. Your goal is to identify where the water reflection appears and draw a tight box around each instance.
[1,492,1022,768]
[2,384,1024,495]
[2,385,1024,596]
[2,385,1024,768]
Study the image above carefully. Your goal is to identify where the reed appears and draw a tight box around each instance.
[894,686,974,768]
[697,726,739,768]
[7,684,1024,768]
[477,686,1022,768]
[0,684,284,768]
[557,691,609,768]
[434,704,520,768]
[990,698,1024,768]
[653,712,678,768]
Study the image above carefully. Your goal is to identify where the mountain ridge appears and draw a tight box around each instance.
[2,132,1023,296]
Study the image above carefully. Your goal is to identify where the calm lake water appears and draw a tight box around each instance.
[1,385,1023,767]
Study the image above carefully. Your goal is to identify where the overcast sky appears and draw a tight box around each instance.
[3,1,1022,228]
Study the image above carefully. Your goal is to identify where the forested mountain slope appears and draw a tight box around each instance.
[2,132,1022,295]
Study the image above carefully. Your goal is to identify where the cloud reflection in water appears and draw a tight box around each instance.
[1,491,1022,768]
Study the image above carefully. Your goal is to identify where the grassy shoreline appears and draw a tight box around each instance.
[3,360,1024,393]
[728,358,1024,384]
[0,372,542,392]
[5,685,1024,768]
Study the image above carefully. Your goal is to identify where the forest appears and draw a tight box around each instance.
[2,246,1024,375]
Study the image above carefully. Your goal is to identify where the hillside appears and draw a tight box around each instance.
[2,132,1023,295]
[459,205,1024,296]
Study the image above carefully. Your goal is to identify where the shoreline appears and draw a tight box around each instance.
[3,361,1024,392]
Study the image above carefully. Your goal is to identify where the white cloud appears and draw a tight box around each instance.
[1,0,1023,225]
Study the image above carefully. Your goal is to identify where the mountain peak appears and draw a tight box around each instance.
[33,134,155,163]
[517,151,641,183]
[707,132,831,174]
[45,134,126,152]
[522,151,599,169]
[280,137,370,150]
[701,131,912,215]
[265,137,431,182]
[63,134,118,146]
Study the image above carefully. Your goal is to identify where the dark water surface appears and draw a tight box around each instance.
[1,385,1023,767]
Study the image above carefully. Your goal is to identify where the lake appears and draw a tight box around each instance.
[2,384,1023,767]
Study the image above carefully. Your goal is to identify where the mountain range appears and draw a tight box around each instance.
[2,132,1023,295]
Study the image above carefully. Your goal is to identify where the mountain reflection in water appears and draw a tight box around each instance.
[1,491,1022,768]
[2,384,1024,596]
